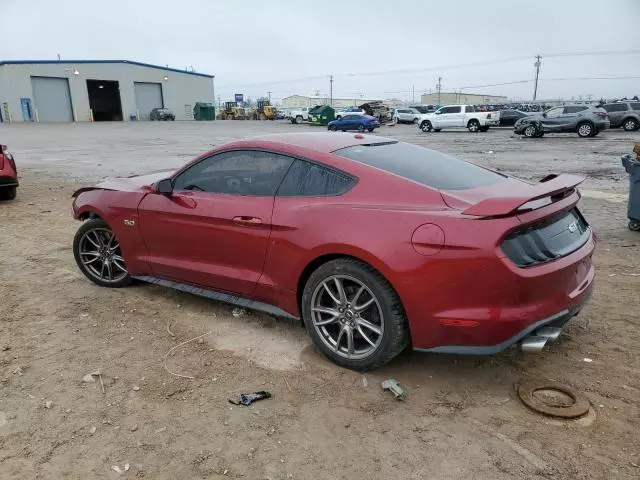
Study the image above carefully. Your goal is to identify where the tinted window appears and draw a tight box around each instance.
[603,103,628,112]
[412,106,428,113]
[342,115,355,120]
[465,105,475,113]
[335,141,502,190]
[173,150,293,196]
[277,160,355,196]
[631,103,640,111]
[440,106,462,114]
[564,106,588,114]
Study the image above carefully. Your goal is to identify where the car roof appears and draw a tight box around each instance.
[228,132,391,153]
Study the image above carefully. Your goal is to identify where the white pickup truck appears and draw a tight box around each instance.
[290,107,311,124]
[418,105,500,133]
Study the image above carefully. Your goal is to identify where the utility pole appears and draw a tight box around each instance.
[436,77,442,105]
[533,55,542,101]
[412,85,415,104]
[267,91,272,102]
[330,76,334,106]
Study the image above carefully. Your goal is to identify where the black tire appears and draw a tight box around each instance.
[73,218,132,288]
[622,118,639,131]
[479,126,489,132]
[329,125,337,131]
[295,115,303,124]
[412,118,419,124]
[420,120,432,132]
[341,129,346,132]
[0,186,17,201]
[301,258,409,371]
[535,131,545,138]
[367,128,374,132]
[629,219,640,232]
[433,128,442,132]
[467,119,480,132]
[358,124,365,132]
[577,122,594,138]
[523,124,538,138]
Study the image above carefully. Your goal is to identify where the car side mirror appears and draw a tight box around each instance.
[155,178,174,195]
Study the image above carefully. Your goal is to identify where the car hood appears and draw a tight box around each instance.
[72,170,174,197]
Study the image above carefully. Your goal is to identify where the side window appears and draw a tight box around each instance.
[631,103,640,111]
[465,105,475,113]
[604,103,628,112]
[277,160,355,197]
[564,106,588,114]
[442,106,461,114]
[173,150,293,196]
[545,107,564,118]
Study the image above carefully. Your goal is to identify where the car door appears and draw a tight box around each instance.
[437,106,462,128]
[344,114,359,130]
[136,150,294,295]
[603,103,627,128]
[539,107,565,131]
[560,106,588,131]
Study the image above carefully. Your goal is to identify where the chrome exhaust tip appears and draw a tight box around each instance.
[520,335,548,352]
[535,327,562,342]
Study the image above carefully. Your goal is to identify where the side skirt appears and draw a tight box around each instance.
[133,275,299,321]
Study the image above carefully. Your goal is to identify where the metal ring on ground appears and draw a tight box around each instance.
[517,380,590,418]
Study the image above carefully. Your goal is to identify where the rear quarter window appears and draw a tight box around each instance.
[334,141,502,190]
[631,103,640,111]
[277,160,355,196]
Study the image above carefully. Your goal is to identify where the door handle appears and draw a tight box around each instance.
[232,216,262,225]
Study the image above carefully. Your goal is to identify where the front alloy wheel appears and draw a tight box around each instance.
[524,124,538,138]
[302,259,409,370]
[73,218,131,287]
[577,123,593,137]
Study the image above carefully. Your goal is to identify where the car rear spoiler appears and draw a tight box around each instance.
[463,174,585,217]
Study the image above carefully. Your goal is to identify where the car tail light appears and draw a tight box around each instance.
[487,113,492,119]
[594,111,608,118]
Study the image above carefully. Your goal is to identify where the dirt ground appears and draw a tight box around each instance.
[1,122,640,479]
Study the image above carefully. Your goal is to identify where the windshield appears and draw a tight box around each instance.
[334,141,503,190]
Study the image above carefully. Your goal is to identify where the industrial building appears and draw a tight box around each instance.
[0,60,214,122]
[281,95,379,109]
[420,92,507,105]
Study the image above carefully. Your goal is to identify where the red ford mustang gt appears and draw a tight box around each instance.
[71,133,595,370]
[0,144,18,200]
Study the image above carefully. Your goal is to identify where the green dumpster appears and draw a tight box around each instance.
[308,105,335,126]
[193,102,216,121]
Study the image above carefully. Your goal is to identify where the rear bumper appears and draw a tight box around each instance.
[415,286,592,355]
[486,119,500,127]
[0,175,18,187]
[595,120,610,131]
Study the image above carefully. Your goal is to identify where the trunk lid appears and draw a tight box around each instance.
[440,174,584,217]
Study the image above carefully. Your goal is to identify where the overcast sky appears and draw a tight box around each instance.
[3,0,640,103]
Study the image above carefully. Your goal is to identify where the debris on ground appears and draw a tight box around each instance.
[132,386,140,391]
[44,400,53,409]
[583,358,593,363]
[232,307,247,318]
[111,463,130,474]
[517,380,590,418]
[89,426,97,434]
[361,375,368,388]
[381,378,406,401]
[82,374,96,383]
[229,391,272,406]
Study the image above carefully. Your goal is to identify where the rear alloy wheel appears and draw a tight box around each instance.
[0,186,17,201]
[73,218,131,288]
[420,120,432,132]
[329,125,337,131]
[302,259,409,370]
[524,124,538,138]
[295,115,303,124]
[577,122,593,138]
[358,124,365,132]
[623,118,639,131]
[468,119,480,132]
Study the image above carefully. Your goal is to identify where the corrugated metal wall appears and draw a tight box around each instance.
[134,82,163,120]
[31,76,73,122]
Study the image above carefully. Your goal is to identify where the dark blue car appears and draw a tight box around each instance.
[328,114,380,132]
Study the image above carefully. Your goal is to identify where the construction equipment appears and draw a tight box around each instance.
[221,101,246,120]
[251,99,277,120]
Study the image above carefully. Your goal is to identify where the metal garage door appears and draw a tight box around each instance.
[31,76,73,122]
[134,82,163,120]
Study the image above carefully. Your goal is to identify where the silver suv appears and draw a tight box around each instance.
[514,105,610,138]
[602,102,640,131]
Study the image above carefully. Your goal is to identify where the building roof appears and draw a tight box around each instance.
[0,59,214,78]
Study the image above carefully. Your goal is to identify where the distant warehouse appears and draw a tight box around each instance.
[0,60,214,122]
[420,92,507,105]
